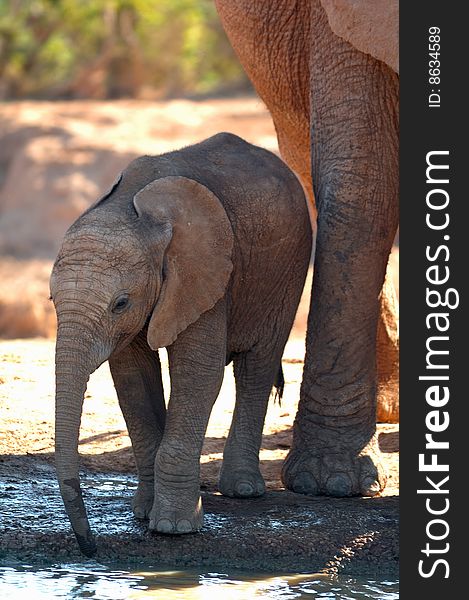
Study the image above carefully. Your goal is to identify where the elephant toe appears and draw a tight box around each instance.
[360,476,382,497]
[150,515,202,535]
[290,471,319,495]
[234,479,265,497]
[133,505,148,520]
[151,518,175,534]
[148,495,203,535]
[176,519,194,533]
[219,465,265,498]
[283,436,387,498]
[325,473,352,497]
[131,485,154,520]
[235,481,255,497]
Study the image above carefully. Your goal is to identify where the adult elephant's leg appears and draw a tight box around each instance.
[109,328,166,518]
[275,117,399,423]
[282,4,399,497]
[149,300,227,534]
[376,272,399,422]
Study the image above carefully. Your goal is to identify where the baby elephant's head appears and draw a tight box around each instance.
[51,173,234,365]
[50,168,233,556]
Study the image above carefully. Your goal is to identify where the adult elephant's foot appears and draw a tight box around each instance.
[281,434,386,497]
[149,495,203,534]
[218,462,266,498]
[131,481,154,519]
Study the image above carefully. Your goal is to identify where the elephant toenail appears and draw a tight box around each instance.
[361,477,381,497]
[292,472,319,495]
[176,519,193,533]
[326,474,352,497]
[235,481,254,497]
[133,508,145,519]
[256,481,266,496]
[155,518,175,534]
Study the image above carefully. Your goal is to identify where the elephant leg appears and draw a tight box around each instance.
[108,328,166,519]
[376,270,399,422]
[219,349,280,498]
[149,300,226,534]
[282,3,399,497]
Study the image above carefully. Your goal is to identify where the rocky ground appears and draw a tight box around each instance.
[0,98,398,575]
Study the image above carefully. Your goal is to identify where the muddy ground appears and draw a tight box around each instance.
[0,98,398,576]
[0,337,399,576]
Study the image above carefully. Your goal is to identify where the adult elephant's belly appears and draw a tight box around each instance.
[215,0,315,213]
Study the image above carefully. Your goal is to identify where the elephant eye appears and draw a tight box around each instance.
[111,294,130,314]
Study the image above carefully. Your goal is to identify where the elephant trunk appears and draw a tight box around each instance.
[54,322,105,557]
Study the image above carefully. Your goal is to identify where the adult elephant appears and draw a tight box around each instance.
[215,0,399,496]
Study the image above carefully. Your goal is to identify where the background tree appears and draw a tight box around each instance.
[0,0,249,99]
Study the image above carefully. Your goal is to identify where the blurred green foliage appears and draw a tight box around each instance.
[0,0,249,99]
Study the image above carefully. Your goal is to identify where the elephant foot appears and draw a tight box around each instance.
[148,495,203,534]
[281,436,386,497]
[218,463,265,498]
[131,481,154,519]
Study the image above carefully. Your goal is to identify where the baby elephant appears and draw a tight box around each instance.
[50,132,312,556]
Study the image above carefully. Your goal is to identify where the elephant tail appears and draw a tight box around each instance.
[273,364,284,404]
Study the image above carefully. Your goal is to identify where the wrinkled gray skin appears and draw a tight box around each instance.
[50,133,312,557]
[215,0,399,497]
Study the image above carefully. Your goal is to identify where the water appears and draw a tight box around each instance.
[1,464,399,597]
[0,563,398,599]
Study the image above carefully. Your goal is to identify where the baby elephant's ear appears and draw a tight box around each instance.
[133,176,234,349]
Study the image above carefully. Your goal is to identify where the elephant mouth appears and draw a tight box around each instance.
[112,329,142,358]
